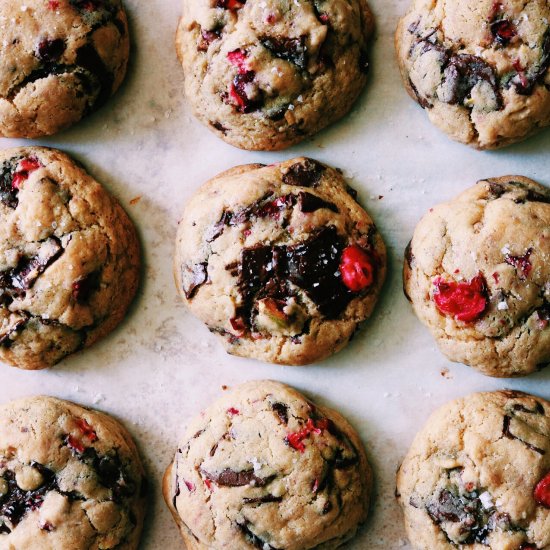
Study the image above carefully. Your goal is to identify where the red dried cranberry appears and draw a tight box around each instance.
[227,407,240,415]
[534,472,550,508]
[491,19,517,45]
[76,418,98,442]
[227,49,248,74]
[11,157,41,190]
[204,478,213,490]
[339,245,375,292]
[285,418,328,453]
[66,434,85,454]
[184,480,195,492]
[433,274,488,323]
[505,248,533,279]
[217,0,245,9]
[513,59,529,89]
[229,72,257,113]
[48,0,60,8]
[230,316,246,334]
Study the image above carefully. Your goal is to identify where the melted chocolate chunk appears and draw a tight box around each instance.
[198,29,221,52]
[201,468,273,487]
[271,402,289,424]
[297,191,338,213]
[0,158,21,209]
[261,36,307,70]
[0,313,28,347]
[210,120,228,134]
[442,54,500,107]
[486,180,505,199]
[0,463,57,530]
[243,495,283,504]
[72,271,101,303]
[282,159,325,187]
[11,239,63,292]
[75,43,114,110]
[36,38,66,62]
[502,415,546,455]
[236,520,279,550]
[183,262,208,300]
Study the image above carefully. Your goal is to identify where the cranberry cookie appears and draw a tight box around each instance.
[0,395,146,548]
[404,176,550,377]
[174,158,386,366]
[0,147,140,370]
[175,0,374,150]
[164,380,372,550]
[0,0,129,138]
[397,390,550,549]
[396,0,550,149]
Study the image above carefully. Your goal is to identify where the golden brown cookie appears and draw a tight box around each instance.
[396,0,550,149]
[174,158,387,366]
[175,0,374,150]
[397,390,550,549]
[0,147,140,370]
[404,176,550,377]
[164,380,372,550]
[0,395,146,549]
[0,0,129,138]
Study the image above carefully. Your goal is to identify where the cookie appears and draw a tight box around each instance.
[404,176,550,377]
[0,146,140,370]
[163,380,372,550]
[175,0,374,150]
[395,0,550,149]
[0,395,146,548]
[174,158,387,366]
[397,390,550,549]
[0,0,129,138]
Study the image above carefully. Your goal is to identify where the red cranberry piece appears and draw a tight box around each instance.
[66,434,85,454]
[229,316,246,334]
[433,274,488,322]
[227,407,240,415]
[513,59,530,90]
[217,0,245,9]
[12,157,41,190]
[534,472,550,508]
[76,418,98,442]
[227,49,248,74]
[48,0,60,8]
[520,544,539,550]
[505,248,533,279]
[491,19,517,45]
[184,480,195,492]
[36,38,66,62]
[285,418,328,453]
[229,72,258,113]
[339,245,375,292]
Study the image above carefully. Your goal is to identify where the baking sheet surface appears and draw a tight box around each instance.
[2,0,550,548]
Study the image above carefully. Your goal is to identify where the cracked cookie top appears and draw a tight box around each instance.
[163,380,371,550]
[404,176,550,377]
[174,158,386,366]
[0,147,140,370]
[0,0,129,138]
[175,0,374,150]
[397,390,550,550]
[395,0,550,149]
[0,395,146,549]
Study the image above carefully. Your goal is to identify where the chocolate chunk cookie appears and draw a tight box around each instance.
[0,147,140,370]
[174,158,386,366]
[164,380,372,550]
[0,395,146,548]
[404,176,550,377]
[0,0,129,138]
[396,0,550,149]
[397,390,550,550]
[175,0,374,150]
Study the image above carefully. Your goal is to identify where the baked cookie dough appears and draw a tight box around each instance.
[175,0,374,150]
[397,390,550,550]
[174,158,386,366]
[0,395,146,549]
[0,146,140,370]
[164,380,372,550]
[404,176,550,377]
[0,0,129,138]
[395,0,550,149]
